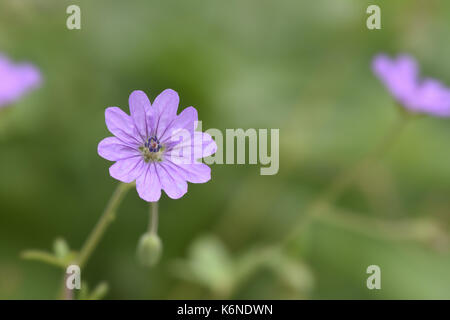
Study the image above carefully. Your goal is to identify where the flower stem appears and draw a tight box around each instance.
[21,250,67,268]
[283,110,412,245]
[77,182,133,268]
[149,202,159,235]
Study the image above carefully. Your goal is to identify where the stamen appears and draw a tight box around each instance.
[141,136,163,162]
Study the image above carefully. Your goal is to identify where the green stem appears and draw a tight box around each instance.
[77,182,133,268]
[149,202,159,235]
[283,110,412,245]
[21,250,66,268]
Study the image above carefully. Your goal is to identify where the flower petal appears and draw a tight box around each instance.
[105,107,141,146]
[136,163,161,202]
[153,89,179,138]
[166,132,217,164]
[109,156,145,183]
[98,137,140,161]
[16,63,42,90]
[0,55,42,107]
[164,160,211,183]
[129,90,151,140]
[372,54,418,109]
[414,79,450,117]
[159,106,198,143]
[157,162,188,199]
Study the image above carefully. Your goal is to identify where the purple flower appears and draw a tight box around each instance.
[98,89,217,202]
[0,54,42,108]
[372,54,450,117]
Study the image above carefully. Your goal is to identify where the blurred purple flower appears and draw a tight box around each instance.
[372,54,450,117]
[98,89,217,202]
[0,54,42,108]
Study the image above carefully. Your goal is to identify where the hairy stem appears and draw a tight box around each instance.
[77,182,133,268]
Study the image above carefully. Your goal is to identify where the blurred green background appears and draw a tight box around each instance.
[1,0,450,299]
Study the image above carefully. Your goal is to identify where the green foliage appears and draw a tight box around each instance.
[1,0,450,299]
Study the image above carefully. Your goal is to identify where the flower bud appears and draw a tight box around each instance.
[137,233,162,267]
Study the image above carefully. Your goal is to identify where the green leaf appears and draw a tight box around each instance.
[88,282,109,300]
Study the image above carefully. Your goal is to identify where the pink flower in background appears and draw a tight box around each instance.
[372,54,450,117]
[0,54,42,108]
[98,89,217,202]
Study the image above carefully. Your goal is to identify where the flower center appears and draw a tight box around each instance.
[140,136,164,162]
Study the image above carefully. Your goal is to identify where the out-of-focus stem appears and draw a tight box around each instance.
[21,250,67,268]
[284,110,412,245]
[57,182,132,300]
[77,182,133,268]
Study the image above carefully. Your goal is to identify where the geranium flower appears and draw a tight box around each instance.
[98,89,217,202]
[0,54,42,108]
[372,54,450,117]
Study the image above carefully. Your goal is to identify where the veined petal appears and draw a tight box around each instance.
[157,162,188,199]
[129,90,151,140]
[98,137,140,161]
[159,106,198,143]
[136,163,162,202]
[105,107,141,146]
[153,89,179,138]
[146,104,158,135]
[109,156,145,183]
[166,132,217,164]
[164,160,211,183]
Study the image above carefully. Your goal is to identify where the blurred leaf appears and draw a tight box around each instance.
[88,282,109,300]
[172,235,234,297]
[78,281,89,300]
